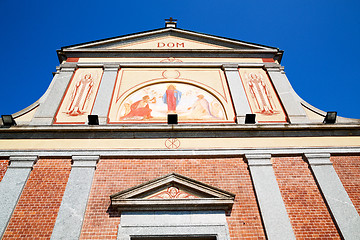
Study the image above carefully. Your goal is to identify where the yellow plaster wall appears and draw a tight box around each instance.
[14,106,38,123]
[0,136,359,150]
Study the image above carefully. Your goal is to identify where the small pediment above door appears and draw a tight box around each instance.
[110,173,235,213]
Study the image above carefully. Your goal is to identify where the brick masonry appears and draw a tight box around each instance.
[331,155,360,214]
[79,157,266,240]
[272,156,341,239]
[0,159,9,182]
[1,155,357,239]
[2,158,71,240]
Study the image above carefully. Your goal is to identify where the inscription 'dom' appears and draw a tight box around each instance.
[157,42,185,48]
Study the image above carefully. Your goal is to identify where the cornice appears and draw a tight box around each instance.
[1,123,360,139]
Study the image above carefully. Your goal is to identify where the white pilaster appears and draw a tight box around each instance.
[265,63,308,124]
[305,153,360,240]
[246,154,295,240]
[0,155,37,237]
[222,64,251,123]
[91,64,119,124]
[31,65,76,125]
[51,155,99,240]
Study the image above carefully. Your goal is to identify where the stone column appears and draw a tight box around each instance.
[91,64,119,124]
[0,155,37,238]
[222,64,252,123]
[31,64,76,125]
[245,154,295,240]
[265,63,308,124]
[51,155,99,240]
[305,153,360,240]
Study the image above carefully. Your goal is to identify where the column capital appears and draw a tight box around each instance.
[103,63,120,71]
[8,155,38,168]
[52,66,61,75]
[221,64,238,71]
[264,63,285,73]
[59,62,77,72]
[304,153,332,166]
[71,155,99,168]
[245,154,272,166]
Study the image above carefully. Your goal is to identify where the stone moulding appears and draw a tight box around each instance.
[110,173,235,214]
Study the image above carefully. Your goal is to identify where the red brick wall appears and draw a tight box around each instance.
[0,159,9,182]
[331,155,360,214]
[272,156,341,239]
[80,158,265,240]
[3,158,71,240]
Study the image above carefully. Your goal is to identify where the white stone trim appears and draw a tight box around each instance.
[50,155,99,240]
[305,153,360,239]
[245,154,296,240]
[117,211,230,240]
[0,155,37,238]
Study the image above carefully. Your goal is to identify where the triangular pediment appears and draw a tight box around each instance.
[63,28,276,51]
[110,173,235,212]
[110,35,229,50]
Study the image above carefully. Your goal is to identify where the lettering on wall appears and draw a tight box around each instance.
[157,42,185,48]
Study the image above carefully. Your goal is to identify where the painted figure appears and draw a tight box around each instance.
[120,95,156,120]
[148,186,197,199]
[188,95,215,119]
[162,84,182,112]
[247,73,275,115]
[67,74,94,116]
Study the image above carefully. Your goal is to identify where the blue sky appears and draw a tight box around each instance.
[1,0,359,119]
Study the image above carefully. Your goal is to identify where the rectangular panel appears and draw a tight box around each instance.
[238,68,287,122]
[54,68,103,124]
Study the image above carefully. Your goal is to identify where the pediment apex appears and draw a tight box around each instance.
[62,27,277,51]
[111,173,235,200]
[110,173,235,212]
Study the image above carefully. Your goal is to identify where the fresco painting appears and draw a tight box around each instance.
[116,82,226,122]
[239,68,287,122]
[145,186,198,199]
[108,68,236,123]
[54,68,103,124]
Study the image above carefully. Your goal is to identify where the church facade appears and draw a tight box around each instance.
[0,20,360,239]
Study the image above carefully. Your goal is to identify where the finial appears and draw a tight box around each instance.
[165,17,177,28]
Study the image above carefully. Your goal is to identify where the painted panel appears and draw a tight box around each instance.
[54,68,103,124]
[145,186,199,199]
[108,68,235,123]
[110,36,229,50]
[239,68,287,122]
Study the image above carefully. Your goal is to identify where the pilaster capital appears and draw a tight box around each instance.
[264,63,284,73]
[245,153,272,166]
[71,155,99,168]
[59,62,77,72]
[221,64,239,71]
[103,63,120,71]
[8,155,38,168]
[52,66,61,75]
[304,153,332,166]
